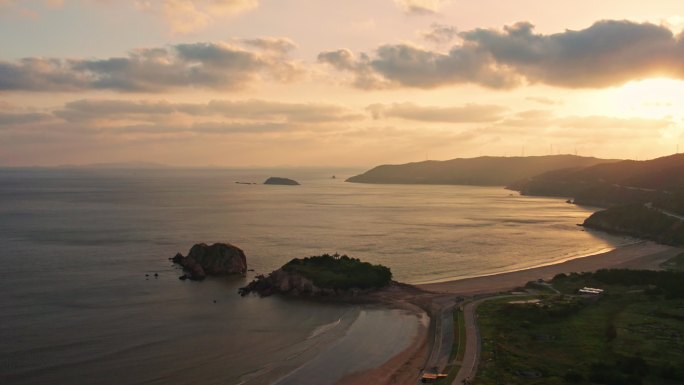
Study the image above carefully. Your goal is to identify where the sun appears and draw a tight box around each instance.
[613,78,684,120]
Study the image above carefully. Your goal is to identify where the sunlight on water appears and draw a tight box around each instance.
[0,168,628,385]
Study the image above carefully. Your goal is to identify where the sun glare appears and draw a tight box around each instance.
[614,78,684,120]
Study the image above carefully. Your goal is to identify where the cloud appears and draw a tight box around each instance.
[320,20,684,89]
[0,111,52,126]
[394,0,448,15]
[52,99,363,125]
[0,102,53,127]
[492,109,672,139]
[0,39,301,92]
[320,44,519,89]
[459,20,684,88]
[318,49,391,89]
[135,0,259,34]
[526,96,562,106]
[367,102,506,123]
[421,23,458,44]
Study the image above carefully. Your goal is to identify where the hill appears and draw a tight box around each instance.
[583,204,684,246]
[509,153,684,213]
[346,155,617,186]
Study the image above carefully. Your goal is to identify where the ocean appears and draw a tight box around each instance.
[0,168,628,385]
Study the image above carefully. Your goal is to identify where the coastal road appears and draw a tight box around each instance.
[452,299,481,385]
[645,202,684,221]
[419,297,456,383]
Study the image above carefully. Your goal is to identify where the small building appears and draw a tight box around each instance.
[579,287,604,295]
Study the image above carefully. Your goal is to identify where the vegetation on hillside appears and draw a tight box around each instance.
[510,154,684,214]
[582,204,684,246]
[282,253,392,290]
[476,269,684,385]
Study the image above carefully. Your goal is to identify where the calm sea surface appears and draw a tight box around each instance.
[0,168,628,384]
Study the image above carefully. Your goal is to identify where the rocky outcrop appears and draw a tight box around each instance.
[240,254,392,297]
[172,243,247,281]
[239,269,375,297]
[264,177,300,185]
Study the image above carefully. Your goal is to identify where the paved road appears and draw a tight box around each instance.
[418,297,455,384]
[646,202,684,221]
[452,299,482,385]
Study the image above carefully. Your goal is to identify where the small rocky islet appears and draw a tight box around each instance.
[171,242,247,281]
[263,177,300,185]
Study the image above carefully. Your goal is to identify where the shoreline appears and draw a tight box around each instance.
[411,243,623,285]
[417,241,680,296]
[336,241,681,385]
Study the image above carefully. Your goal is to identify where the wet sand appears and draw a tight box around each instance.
[274,307,427,385]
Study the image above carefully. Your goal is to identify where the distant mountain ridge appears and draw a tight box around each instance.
[56,161,171,169]
[346,155,619,186]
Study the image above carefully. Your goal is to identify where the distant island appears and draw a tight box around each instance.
[346,155,617,186]
[264,177,300,185]
[239,253,392,296]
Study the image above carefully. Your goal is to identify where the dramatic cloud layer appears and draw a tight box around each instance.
[0,38,299,92]
[320,20,684,89]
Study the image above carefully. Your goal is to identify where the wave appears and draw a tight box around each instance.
[306,318,342,340]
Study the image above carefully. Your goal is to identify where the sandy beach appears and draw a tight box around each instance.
[418,241,680,295]
[335,241,682,385]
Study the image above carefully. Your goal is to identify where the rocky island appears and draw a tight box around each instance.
[264,177,300,185]
[172,242,247,280]
[239,253,392,296]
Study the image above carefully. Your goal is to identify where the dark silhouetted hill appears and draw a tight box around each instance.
[583,204,684,246]
[510,154,684,211]
[507,154,684,245]
[346,155,617,186]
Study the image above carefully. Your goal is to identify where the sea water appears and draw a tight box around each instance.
[0,168,628,384]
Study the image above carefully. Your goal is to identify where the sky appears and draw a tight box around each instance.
[1,0,684,167]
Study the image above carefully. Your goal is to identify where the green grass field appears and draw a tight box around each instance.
[475,272,684,385]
